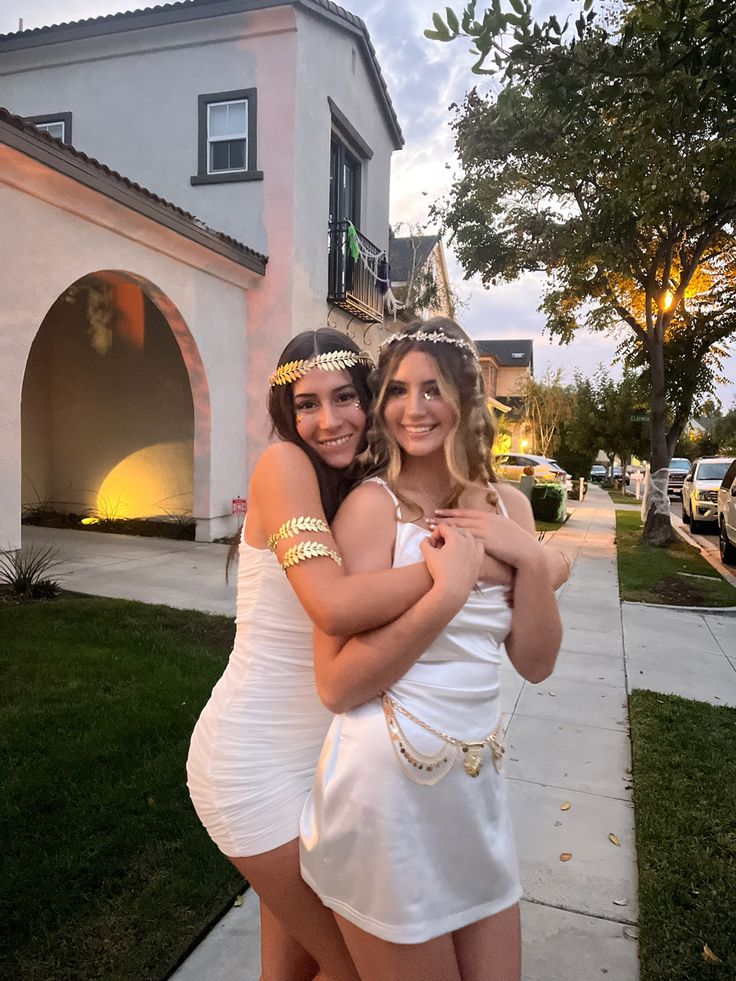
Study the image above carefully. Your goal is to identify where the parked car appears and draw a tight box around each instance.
[717,458,736,564]
[590,465,607,482]
[667,457,691,498]
[495,453,566,483]
[681,457,735,533]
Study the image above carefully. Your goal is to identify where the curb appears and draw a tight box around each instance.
[621,600,736,617]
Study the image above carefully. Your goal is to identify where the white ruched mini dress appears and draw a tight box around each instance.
[300,479,522,943]
[187,528,331,857]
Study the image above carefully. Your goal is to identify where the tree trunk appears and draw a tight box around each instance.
[645,335,677,547]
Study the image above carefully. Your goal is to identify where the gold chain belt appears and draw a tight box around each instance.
[381,691,505,786]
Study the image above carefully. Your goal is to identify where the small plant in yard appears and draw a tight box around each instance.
[0,544,62,599]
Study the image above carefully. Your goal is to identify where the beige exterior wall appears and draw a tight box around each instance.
[0,142,259,549]
[496,365,530,398]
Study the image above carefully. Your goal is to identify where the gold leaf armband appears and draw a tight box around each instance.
[281,541,343,570]
[267,515,331,552]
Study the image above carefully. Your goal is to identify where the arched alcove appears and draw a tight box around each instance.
[21,271,210,529]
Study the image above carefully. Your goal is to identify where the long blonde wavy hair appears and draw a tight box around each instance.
[361,317,497,518]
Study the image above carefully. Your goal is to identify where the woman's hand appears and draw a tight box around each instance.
[431,508,543,572]
[420,523,484,602]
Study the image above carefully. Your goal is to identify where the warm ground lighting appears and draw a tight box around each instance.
[95,441,193,518]
[661,289,674,311]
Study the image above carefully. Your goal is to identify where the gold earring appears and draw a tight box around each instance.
[296,414,303,424]
[354,402,361,409]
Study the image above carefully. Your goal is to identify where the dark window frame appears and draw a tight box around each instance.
[191,88,263,186]
[25,111,73,145]
[328,99,371,229]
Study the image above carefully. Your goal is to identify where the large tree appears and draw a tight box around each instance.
[428,0,736,543]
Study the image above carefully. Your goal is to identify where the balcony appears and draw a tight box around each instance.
[327,220,385,323]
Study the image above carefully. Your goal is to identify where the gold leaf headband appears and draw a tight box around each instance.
[379,329,478,358]
[269,349,374,387]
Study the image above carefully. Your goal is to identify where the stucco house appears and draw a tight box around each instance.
[0,0,403,549]
[476,339,534,451]
[387,230,454,322]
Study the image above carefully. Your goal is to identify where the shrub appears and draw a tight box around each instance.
[531,482,567,522]
[0,545,62,599]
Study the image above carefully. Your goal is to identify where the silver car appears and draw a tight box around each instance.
[681,457,735,533]
[717,458,736,564]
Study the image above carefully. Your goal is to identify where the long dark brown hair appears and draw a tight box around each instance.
[361,317,497,518]
[227,329,372,572]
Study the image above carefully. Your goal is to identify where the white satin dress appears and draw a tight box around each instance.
[187,527,331,857]
[300,479,522,943]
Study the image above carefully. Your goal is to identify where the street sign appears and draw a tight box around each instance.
[231,498,247,515]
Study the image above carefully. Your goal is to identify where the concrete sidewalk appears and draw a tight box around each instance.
[28,487,736,979]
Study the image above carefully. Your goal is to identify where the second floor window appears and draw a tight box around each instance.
[330,136,361,226]
[25,112,73,145]
[208,100,247,174]
[191,88,262,186]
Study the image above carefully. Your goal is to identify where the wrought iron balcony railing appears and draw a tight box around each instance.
[327,220,385,323]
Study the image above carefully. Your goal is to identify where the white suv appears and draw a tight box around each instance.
[717,458,736,564]
[681,457,735,533]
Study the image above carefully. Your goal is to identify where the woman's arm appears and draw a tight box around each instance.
[312,490,484,714]
[434,503,570,589]
[433,485,562,681]
[247,443,432,636]
[492,485,562,682]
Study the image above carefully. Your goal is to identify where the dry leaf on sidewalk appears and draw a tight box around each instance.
[703,945,721,964]
[608,833,621,846]
[560,853,573,862]
[233,894,245,908]
[560,801,571,811]
[612,899,628,907]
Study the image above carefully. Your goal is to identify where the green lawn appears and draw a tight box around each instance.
[630,690,736,979]
[615,511,736,606]
[535,518,566,533]
[0,597,243,981]
[607,488,640,506]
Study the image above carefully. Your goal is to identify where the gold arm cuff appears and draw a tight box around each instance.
[281,541,343,570]
[267,515,331,552]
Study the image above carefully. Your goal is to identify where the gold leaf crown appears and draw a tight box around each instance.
[269,349,374,387]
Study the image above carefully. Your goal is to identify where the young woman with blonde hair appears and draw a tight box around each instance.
[301,318,563,981]
[187,327,495,981]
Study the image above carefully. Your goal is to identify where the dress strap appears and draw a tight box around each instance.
[363,476,402,516]
[495,490,509,518]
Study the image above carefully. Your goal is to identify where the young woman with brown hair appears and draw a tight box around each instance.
[187,328,490,981]
[301,318,563,981]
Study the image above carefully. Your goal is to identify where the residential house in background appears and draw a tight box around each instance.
[476,339,534,452]
[0,0,402,549]
[387,229,454,323]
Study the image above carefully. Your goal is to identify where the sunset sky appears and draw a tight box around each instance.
[3,0,734,408]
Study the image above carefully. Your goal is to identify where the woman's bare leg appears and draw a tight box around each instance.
[452,903,521,981]
[258,901,318,981]
[230,839,360,981]
[335,913,462,981]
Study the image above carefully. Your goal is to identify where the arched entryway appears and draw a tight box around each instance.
[21,270,210,534]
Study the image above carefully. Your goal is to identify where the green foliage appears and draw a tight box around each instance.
[553,443,595,481]
[0,597,242,980]
[0,544,62,599]
[713,408,736,454]
[615,510,736,605]
[530,481,567,522]
[559,368,649,474]
[430,0,736,487]
[630,691,736,979]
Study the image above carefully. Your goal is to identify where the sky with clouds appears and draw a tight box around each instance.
[2,0,734,407]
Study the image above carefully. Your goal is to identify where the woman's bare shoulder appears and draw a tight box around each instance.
[337,478,396,521]
[495,481,535,526]
[251,441,313,486]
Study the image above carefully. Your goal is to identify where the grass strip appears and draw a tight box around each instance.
[0,597,242,981]
[615,510,736,606]
[630,690,736,980]
[607,488,640,506]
